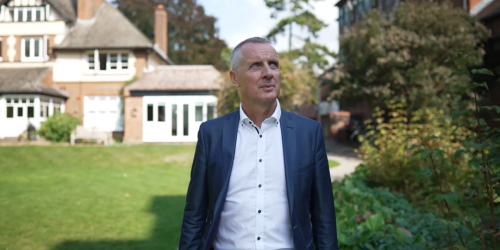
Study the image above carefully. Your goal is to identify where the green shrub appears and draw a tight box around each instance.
[355,101,473,209]
[334,171,460,249]
[38,113,80,142]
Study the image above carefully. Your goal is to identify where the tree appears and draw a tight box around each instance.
[329,1,490,111]
[265,0,335,74]
[113,0,228,70]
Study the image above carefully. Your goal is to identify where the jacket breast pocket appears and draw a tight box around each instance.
[295,161,314,175]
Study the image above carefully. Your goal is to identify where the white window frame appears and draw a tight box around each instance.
[5,96,36,119]
[86,49,130,74]
[21,37,47,62]
[2,6,45,22]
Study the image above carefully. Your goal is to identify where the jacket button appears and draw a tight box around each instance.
[258,210,261,213]
[257,237,261,240]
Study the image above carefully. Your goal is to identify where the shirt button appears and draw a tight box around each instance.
[260,135,262,138]
[257,237,261,240]
[259,159,262,162]
[258,184,262,188]
[258,210,261,213]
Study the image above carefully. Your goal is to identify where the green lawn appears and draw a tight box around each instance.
[328,159,340,168]
[0,145,195,250]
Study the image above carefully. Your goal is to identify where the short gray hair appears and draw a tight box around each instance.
[230,37,272,71]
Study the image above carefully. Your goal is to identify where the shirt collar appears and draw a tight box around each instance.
[239,99,281,126]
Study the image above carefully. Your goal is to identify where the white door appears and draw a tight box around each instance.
[2,96,37,138]
[142,96,217,142]
[84,96,123,131]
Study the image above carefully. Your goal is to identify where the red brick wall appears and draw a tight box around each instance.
[14,36,21,62]
[123,96,143,143]
[133,50,147,78]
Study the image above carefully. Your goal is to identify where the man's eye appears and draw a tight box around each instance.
[270,62,278,67]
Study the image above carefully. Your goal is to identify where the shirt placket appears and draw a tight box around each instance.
[255,122,266,249]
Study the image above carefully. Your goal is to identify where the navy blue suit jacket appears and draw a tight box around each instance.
[179,109,338,250]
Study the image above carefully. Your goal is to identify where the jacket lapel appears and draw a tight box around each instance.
[214,111,239,217]
[280,110,296,216]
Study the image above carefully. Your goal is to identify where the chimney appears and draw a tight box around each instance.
[78,0,103,20]
[155,4,168,56]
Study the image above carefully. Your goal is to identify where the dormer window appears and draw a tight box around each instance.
[87,50,129,73]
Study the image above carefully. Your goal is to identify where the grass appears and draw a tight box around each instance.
[329,159,340,168]
[0,145,341,250]
[0,145,195,250]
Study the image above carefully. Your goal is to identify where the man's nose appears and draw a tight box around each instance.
[262,63,273,80]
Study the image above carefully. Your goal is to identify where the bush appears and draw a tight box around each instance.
[355,101,473,209]
[334,171,455,249]
[38,113,80,142]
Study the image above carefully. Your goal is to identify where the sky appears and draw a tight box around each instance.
[196,0,340,53]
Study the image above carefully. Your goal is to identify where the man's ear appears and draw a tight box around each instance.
[229,70,239,87]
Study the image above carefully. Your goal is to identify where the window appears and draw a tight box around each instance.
[28,106,34,118]
[172,104,177,136]
[147,104,153,121]
[6,96,35,118]
[7,107,13,118]
[195,103,203,122]
[2,7,46,22]
[158,103,165,122]
[87,51,129,72]
[207,103,215,120]
[88,54,95,70]
[21,37,44,61]
[183,104,189,136]
[40,97,50,118]
[17,107,23,117]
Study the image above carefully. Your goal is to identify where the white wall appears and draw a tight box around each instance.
[0,21,66,39]
[53,51,137,82]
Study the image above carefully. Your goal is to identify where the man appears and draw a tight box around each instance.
[179,37,338,250]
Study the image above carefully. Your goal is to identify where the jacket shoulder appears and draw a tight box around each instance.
[282,110,320,129]
[199,110,238,132]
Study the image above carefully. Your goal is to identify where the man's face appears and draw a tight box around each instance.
[230,42,281,105]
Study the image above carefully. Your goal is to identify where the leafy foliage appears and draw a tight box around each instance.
[355,64,500,248]
[355,102,473,209]
[330,1,490,111]
[334,172,456,249]
[38,113,80,142]
[264,0,335,75]
[113,0,228,70]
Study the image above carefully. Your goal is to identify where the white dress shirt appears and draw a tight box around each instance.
[213,100,294,250]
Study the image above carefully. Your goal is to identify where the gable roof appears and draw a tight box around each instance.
[0,68,69,98]
[54,1,152,50]
[0,0,76,23]
[126,66,222,91]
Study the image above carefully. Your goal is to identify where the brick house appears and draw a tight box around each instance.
[320,0,500,139]
[0,0,221,142]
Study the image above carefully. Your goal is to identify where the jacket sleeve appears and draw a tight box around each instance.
[311,123,339,250]
[179,124,208,250]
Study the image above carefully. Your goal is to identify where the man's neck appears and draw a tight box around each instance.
[241,100,278,128]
